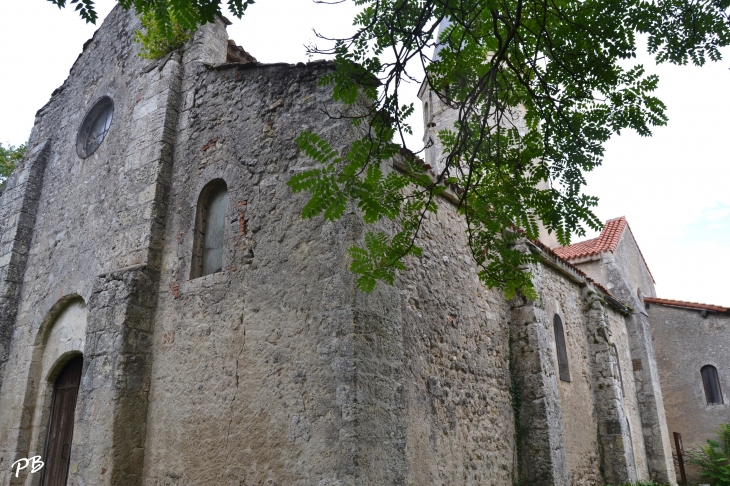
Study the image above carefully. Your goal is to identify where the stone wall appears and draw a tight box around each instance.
[0,6,676,485]
[140,48,385,483]
[0,6,184,484]
[610,231,657,303]
[573,225,656,304]
[397,205,515,485]
[0,141,50,392]
[649,303,730,484]
[509,262,569,486]
[572,230,676,483]
[607,309,650,480]
[539,265,603,485]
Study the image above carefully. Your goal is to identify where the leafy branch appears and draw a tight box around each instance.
[686,423,730,486]
[292,0,728,295]
[46,0,730,295]
[134,9,193,59]
[0,142,26,185]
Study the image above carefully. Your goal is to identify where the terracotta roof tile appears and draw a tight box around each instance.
[511,226,621,302]
[553,217,627,260]
[553,216,655,283]
[644,297,729,313]
[527,235,627,310]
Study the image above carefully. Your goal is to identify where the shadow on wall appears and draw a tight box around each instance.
[12,295,87,486]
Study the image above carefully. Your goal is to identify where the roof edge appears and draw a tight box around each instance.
[527,239,632,315]
[620,218,656,284]
[554,216,655,284]
[644,297,728,313]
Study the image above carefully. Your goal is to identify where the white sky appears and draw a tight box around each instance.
[2,0,729,306]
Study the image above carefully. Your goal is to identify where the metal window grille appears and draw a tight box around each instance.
[76,96,114,158]
[701,365,724,405]
[191,180,228,279]
[554,314,570,382]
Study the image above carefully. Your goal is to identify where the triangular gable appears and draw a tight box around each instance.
[554,216,655,283]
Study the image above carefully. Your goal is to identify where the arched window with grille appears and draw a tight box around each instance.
[554,314,570,382]
[701,365,724,405]
[191,179,228,279]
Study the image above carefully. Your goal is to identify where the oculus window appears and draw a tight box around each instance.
[76,96,113,158]
[191,179,228,278]
[701,365,724,405]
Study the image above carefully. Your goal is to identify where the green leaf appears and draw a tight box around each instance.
[0,141,26,183]
[49,0,730,298]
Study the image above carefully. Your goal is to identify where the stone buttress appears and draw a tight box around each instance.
[0,6,678,486]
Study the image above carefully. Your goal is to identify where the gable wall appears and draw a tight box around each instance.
[0,8,179,483]
[611,232,656,303]
[649,304,730,483]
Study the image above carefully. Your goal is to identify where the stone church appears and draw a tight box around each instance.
[0,6,726,485]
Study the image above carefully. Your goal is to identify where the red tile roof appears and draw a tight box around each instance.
[553,217,627,260]
[553,216,655,283]
[644,297,729,313]
[509,225,628,310]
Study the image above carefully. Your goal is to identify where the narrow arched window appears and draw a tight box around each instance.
[613,344,625,395]
[554,314,570,382]
[701,365,724,405]
[191,179,228,279]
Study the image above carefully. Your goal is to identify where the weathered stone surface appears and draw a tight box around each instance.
[606,303,650,481]
[397,206,515,485]
[0,6,681,486]
[649,302,730,484]
[583,288,637,484]
[509,260,570,486]
[570,228,677,483]
[0,141,50,392]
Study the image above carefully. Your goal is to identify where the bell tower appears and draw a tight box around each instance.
[417,21,560,248]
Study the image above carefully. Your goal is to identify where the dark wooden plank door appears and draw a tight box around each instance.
[41,355,83,486]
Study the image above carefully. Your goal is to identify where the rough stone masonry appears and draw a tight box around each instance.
[0,6,681,485]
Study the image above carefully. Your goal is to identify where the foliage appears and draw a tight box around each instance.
[686,423,730,486]
[45,0,99,24]
[134,9,192,59]
[49,0,730,296]
[46,0,256,34]
[0,142,26,184]
[294,0,728,295]
[290,130,420,292]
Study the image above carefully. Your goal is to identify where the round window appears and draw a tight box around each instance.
[76,96,114,158]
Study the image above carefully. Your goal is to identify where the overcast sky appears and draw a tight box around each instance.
[2,0,729,306]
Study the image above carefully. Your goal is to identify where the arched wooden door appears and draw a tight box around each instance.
[41,355,83,486]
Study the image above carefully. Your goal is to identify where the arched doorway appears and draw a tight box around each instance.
[41,354,83,486]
